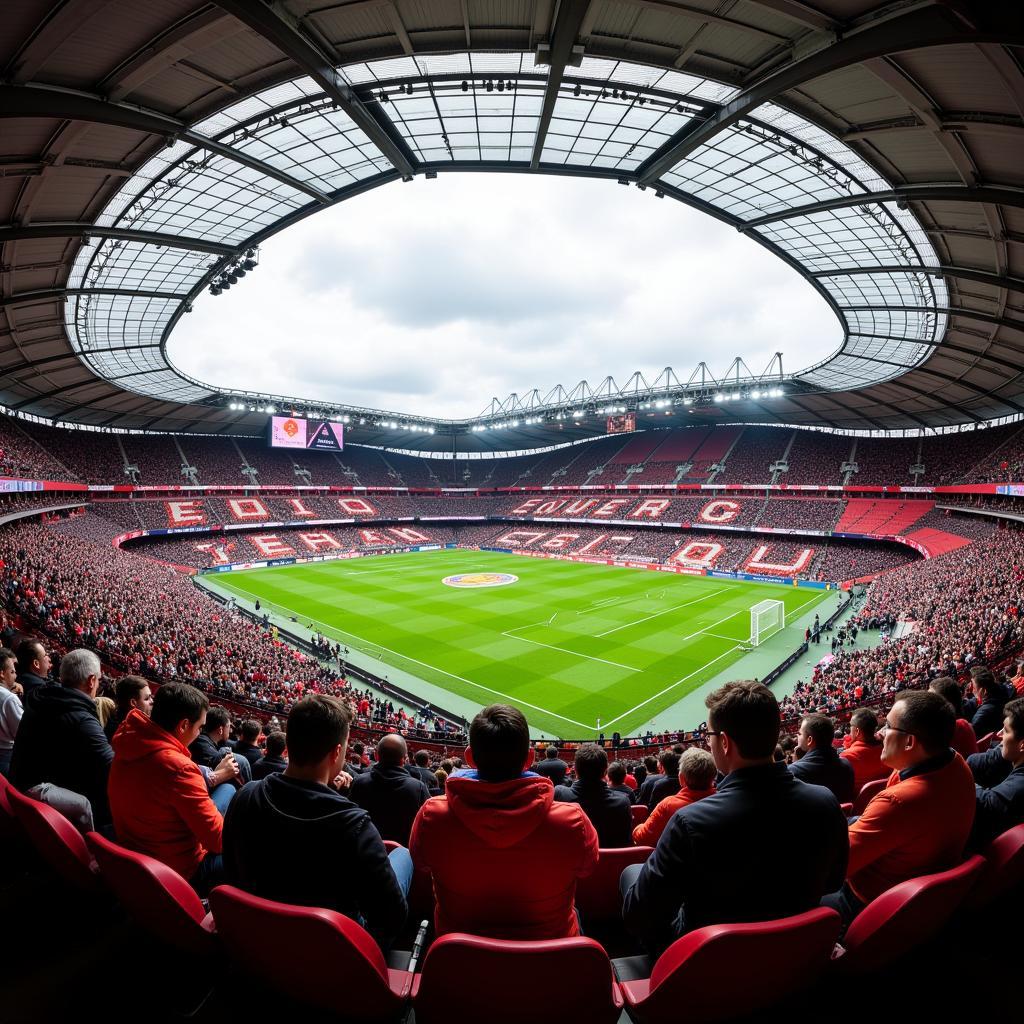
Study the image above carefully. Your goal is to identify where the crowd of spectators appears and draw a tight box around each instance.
[781,430,852,485]
[0,417,77,481]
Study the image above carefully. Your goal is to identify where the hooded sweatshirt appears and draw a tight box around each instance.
[108,709,222,879]
[409,771,599,940]
[223,772,408,951]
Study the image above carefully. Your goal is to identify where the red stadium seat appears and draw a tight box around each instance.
[6,785,101,893]
[834,855,985,974]
[209,885,413,1020]
[631,804,649,826]
[615,907,841,1024]
[85,832,217,955]
[976,731,998,752]
[852,777,887,815]
[840,802,854,816]
[964,824,1024,910]
[412,933,623,1024]
[576,846,653,923]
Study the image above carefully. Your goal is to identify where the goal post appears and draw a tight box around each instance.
[750,599,785,646]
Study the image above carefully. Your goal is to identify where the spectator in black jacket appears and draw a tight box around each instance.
[223,695,410,951]
[349,734,430,846]
[555,744,633,847]
[970,667,1009,739]
[647,750,682,811]
[408,748,441,794]
[10,648,113,827]
[788,714,855,803]
[634,756,657,801]
[532,745,568,787]
[968,697,1024,848]
[15,640,51,697]
[252,731,288,780]
[190,706,251,783]
[607,760,636,804]
[233,719,263,769]
[622,681,848,955]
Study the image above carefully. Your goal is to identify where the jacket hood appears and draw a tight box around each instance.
[255,772,364,824]
[445,773,554,848]
[111,708,186,763]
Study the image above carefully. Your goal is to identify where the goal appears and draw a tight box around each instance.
[750,599,785,646]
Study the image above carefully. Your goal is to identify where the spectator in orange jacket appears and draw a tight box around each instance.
[410,704,598,940]
[930,676,978,759]
[632,747,717,847]
[839,708,887,792]
[823,689,975,927]
[108,682,229,893]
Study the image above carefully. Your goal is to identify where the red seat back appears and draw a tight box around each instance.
[976,731,997,752]
[965,824,1024,909]
[413,933,622,1024]
[631,804,649,826]
[837,855,985,974]
[208,885,411,1020]
[852,777,886,815]
[619,907,841,1024]
[85,832,217,955]
[576,847,653,922]
[6,785,100,892]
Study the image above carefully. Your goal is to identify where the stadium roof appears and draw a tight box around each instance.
[1,1,1023,451]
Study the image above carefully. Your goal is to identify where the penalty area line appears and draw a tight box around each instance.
[501,630,642,673]
[594,586,736,638]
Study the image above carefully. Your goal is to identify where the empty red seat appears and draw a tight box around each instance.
[6,784,101,893]
[413,932,623,1024]
[631,804,649,826]
[85,832,217,955]
[615,907,841,1024]
[834,855,985,974]
[576,846,653,923]
[209,884,413,1020]
[852,777,887,815]
[964,824,1024,910]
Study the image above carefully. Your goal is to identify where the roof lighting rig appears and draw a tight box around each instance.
[209,249,259,297]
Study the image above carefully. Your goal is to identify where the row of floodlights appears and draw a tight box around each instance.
[209,250,258,296]
[713,388,786,402]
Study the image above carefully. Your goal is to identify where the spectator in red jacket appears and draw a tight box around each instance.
[632,747,717,847]
[108,682,227,892]
[823,689,975,927]
[840,708,887,792]
[409,704,598,940]
[930,676,978,759]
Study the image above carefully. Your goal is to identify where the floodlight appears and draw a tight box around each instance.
[266,406,276,414]
[573,84,581,97]
[461,80,468,91]
[713,394,724,403]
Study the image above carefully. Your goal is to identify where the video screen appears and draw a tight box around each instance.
[268,415,344,451]
[607,413,636,434]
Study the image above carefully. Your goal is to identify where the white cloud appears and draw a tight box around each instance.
[170,172,840,417]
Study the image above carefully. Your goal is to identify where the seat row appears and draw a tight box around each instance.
[3,773,1023,1024]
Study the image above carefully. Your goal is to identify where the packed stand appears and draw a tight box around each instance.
[0,415,78,482]
[849,436,920,485]
[781,430,851,485]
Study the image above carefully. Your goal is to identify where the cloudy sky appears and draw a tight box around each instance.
[170,173,840,418]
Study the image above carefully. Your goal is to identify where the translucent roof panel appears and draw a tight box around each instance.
[73,241,214,295]
[562,57,739,105]
[817,269,940,310]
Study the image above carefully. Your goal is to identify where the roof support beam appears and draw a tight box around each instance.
[636,3,1024,185]
[841,305,1024,334]
[0,223,235,256]
[0,84,330,203]
[531,0,593,169]
[813,264,1024,294]
[741,185,1024,230]
[212,0,416,180]
[1,287,188,312]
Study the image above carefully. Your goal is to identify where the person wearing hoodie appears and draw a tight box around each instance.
[409,703,599,941]
[349,734,430,846]
[11,648,112,826]
[222,695,410,952]
[108,682,232,892]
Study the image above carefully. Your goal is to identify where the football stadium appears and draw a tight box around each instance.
[2,2,1023,1021]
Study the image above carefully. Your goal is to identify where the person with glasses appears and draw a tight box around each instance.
[822,689,975,927]
[620,681,848,955]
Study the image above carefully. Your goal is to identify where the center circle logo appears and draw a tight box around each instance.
[442,572,519,588]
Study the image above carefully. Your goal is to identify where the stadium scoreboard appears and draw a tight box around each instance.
[268,415,344,451]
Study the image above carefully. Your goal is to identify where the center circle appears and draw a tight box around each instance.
[442,572,519,588]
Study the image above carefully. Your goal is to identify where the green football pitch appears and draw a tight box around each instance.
[204,549,829,737]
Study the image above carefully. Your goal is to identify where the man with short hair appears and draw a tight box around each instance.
[108,682,229,891]
[532,744,568,787]
[0,647,23,777]
[607,760,636,804]
[223,695,411,951]
[252,731,288,780]
[233,719,263,768]
[929,676,978,759]
[15,640,51,697]
[554,744,632,847]
[646,749,683,811]
[789,714,855,802]
[840,708,887,792]
[970,668,1009,738]
[190,705,251,783]
[635,755,659,805]
[11,648,113,825]
[621,681,848,953]
[632,747,717,847]
[104,675,153,740]
[410,704,599,940]
[967,696,1024,849]
[408,748,441,794]
[349,733,430,845]
[824,689,976,926]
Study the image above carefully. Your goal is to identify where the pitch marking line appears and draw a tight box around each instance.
[207,579,595,731]
[594,586,737,638]
[500,630,642,673]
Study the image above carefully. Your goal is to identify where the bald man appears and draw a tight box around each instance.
[349,734,431,845]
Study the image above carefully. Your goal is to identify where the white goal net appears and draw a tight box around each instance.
[750,599,785,646]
